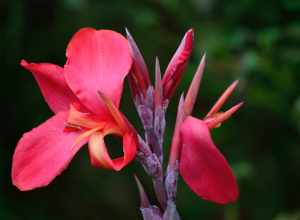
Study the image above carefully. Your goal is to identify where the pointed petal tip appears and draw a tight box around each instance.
[155,57,163,105]
[20,59,28,67]
[201,53,206,63]
[19,59,80,113]
[183,53,206,115]
[155,56,159,65]
[179,93,185,106]
[188,28,194,33]
[155,57,162,82]
[184,28,194,45]
[228,79,240,91]
[125,28,136,47]
[125,27,131,37]
[236,101,244,108]
[155,56,160,70]
[133,174,143,191]
[231,79,239,88]
[206,79,240,118]
[134,174,150,208]
[186,28,194,38]
[228,101,244,114]
[20,59,35,71]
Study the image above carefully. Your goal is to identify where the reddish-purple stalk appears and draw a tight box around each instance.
[128,27,242,216]
[127,28,199,219]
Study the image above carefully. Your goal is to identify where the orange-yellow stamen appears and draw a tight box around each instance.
[66,104,122,151]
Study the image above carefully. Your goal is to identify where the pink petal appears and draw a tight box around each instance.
[12,112,87,191]
[20,59,80,114]
[64,28,132,116]
[179,116,239,204]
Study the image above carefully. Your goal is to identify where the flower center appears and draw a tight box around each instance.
[64,104,135,171]
[64,104,122,150]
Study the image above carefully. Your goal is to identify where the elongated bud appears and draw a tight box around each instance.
[162,29,194,101]
[126,28,150,97]
[184,54,206,115]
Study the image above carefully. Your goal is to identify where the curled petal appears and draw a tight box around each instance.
[20,60,80,113]
[12,112,87,191]
[162,29,194,100]
[179,116,239,204]
[88,130,137,171]
[64,28,132,116]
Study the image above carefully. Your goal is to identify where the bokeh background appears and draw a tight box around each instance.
[1,0,300,219]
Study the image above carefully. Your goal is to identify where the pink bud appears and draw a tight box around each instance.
[162,29,194,100]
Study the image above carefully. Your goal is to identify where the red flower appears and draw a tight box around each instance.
[12,28,137,191]
[179,114,240,204]
[169,55,242,204]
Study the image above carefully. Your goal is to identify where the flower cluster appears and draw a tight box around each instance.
[12,27,242,219]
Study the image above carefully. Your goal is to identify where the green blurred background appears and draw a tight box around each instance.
[1,0,300,219]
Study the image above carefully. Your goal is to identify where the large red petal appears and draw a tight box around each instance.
[12,112,87,191]
[20,60,80,114]
[179,116,239,204]
[64,28,132,116]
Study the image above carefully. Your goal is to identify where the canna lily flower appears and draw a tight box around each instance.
[12,28,138,191]
[169,55,242,204]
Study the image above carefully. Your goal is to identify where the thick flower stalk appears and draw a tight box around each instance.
[127,29,243,219]
[12,27,243,220]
